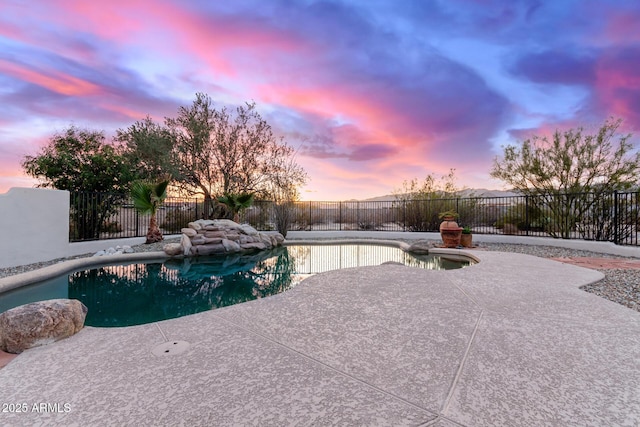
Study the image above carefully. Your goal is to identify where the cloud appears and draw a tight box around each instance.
[510,50,597,86]
[0,59,101,96]
[348,144,398,161]
[593,45,640,131]
[1,0,640,198]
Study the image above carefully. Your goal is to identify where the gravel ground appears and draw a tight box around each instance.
[1,237,638,313]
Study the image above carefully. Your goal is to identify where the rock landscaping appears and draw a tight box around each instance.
[92,245,134,257]
[164,219,284,257]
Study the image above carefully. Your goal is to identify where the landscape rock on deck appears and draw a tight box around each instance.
[164,219,284,257]
[408,240,433,254]
[0,299,88,354]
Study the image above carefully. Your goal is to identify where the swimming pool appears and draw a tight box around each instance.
[0,244,474,327]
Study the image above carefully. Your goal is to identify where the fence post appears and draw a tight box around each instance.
[135,206,140,237]
[525,195,530,236]
[403,200,406,232]
[614,191,619,245]
[339,201,342,231]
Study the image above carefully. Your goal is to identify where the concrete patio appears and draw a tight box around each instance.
[1,249,639,426]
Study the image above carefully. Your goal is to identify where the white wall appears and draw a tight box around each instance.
[0,188,70,268]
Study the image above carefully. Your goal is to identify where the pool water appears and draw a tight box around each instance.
[0,244,473,327]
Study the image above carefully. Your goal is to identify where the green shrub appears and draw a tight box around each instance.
[495,202,548,232]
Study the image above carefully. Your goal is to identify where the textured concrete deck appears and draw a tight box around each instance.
[1,251,640,426]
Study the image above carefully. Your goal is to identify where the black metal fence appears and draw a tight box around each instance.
[242,192,640,246]
[70,191,640,246]
[69,192,202,242]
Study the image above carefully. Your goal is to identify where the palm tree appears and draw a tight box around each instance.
[217,192,255,223]
[131,180,169,243]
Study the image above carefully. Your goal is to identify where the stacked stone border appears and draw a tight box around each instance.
[163,219,285,257]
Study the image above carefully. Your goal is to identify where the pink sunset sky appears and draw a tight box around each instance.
[1,0,640,200]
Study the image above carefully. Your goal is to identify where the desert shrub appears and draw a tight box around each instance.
[273,202,293,236]
[491,118,640,239]
[396,198,457,231]
[357,209,385,230]
[495,202,548,232]
[291,203,326,230]
[393,170,465,231]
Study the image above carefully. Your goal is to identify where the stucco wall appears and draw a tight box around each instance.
[0,188,70,268]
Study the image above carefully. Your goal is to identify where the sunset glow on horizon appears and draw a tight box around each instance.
[2,0,640,201]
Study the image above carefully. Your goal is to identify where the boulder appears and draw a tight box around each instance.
[181,228,197,237]
[259,233,273,248]
[188,221,202,231]
[239,224,259,236]
[408,241,431,254]
[238,235,254,244]
[0,299,87,354]
[181,234,192,256]
[222,238,241,253]
[203,237,223,244]
[190,236,206,245]
[195,243,226,255]
[204,231,227,238]
[211,219,238,228]
[164,243,183,256]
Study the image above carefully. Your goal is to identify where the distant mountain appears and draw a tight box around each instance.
[458,188,520,198]
[361,188,519,202]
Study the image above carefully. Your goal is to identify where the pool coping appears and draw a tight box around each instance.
[0,252,171,294]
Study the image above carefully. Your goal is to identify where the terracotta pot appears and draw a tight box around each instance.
[460,233,472,248]
[439,218,459,232]
[440,228,463,248]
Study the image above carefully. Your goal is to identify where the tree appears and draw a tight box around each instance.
[131,180,169,243]
[490,117,640,239]
[217,192,255,223]
[118,93,307,218]
[22,126,137,239]
[263,153,307,237]
[115,116,176,182]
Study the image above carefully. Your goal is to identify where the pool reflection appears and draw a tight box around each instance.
[69,247,297,327]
